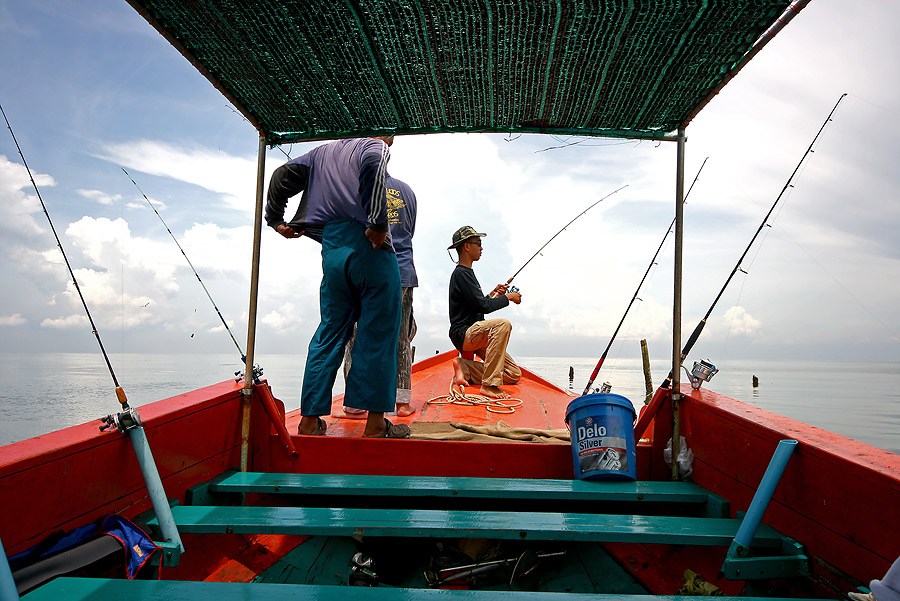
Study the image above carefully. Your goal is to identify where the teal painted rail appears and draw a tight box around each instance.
[22,577,831,601]
[151,505,783,547]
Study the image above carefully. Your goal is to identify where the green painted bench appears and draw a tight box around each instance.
[150,505,784,548]
[187,472,729,517]
[22,577,829,601]
[161,472,805,581]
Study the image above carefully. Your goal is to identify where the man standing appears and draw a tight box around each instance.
[343,174,418,418]
[265,136,410,438]
[447,226,522,399]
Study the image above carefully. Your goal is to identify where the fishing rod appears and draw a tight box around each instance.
[1,103,132,408]
[503,184,628,287]
[122,167,245,360]
[2,102,185,551]
[124,167,295,458]
[582,158,708,396]
[659,93,847,389]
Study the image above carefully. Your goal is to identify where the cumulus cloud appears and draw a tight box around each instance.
[41,315,87,329]
[0,314,26,326]
[76,188,122,205]
[0,154,51,238]
[719,306,762,338]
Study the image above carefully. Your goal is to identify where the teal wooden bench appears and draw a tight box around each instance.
[187,471,730,517]
[152,473,805,581]
[150,505,784,548]
[22,577,831,601]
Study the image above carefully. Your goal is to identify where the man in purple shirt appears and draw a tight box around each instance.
[266,136,410,438]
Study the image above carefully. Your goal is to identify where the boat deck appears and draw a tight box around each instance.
[282,351,576,439]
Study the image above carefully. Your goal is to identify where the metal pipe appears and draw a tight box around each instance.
[726,439,798,560]
[0,535,20,601]
[241,135,267,471]
[671,127,686,480]
[127,427,184,553]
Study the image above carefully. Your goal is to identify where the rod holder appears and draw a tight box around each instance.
[0,535,19,601]
[128,427,184,553]
[725,439,797,561]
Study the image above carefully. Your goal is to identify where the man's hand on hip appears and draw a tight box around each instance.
[366,228,387,249]
[276,224,302,239]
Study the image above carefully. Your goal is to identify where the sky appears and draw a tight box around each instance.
[2,0,900,371]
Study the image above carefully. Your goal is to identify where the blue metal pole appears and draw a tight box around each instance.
[727,439,798,559]
[0,535,20,601]
[128,427,184,552]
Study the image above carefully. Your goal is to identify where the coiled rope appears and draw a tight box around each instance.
[427,384,523,414]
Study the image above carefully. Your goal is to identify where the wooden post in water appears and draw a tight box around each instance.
[641,339,653,405]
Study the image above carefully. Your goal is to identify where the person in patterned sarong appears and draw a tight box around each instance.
[342,174,419,418]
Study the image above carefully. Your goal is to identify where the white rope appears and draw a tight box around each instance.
[427,384,523,414]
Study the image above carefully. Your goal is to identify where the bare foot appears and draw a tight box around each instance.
[480,385,510,399]
[341,406,367,419]
[395,403,416,417]
[451,357,469,387]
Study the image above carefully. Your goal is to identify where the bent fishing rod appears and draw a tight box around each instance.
[582,158,708,396]
[122,167,245,360]
[504,184,628,286]
[3,104,188,550]
[659,93,847,390]
[1,103,133,411]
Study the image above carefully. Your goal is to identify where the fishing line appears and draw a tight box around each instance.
[582,158,709,395]
[1,102,130,406]
[504,184,628,287]
[659,93,848,389]
[121,167,246,360]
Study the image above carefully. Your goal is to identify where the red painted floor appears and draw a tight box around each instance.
[284,351,577,437]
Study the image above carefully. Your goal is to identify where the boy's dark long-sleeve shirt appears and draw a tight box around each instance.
[448,264,509,350]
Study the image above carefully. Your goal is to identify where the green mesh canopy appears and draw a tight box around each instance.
[126,0,798,144]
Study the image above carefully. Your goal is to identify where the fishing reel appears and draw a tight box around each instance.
[234,363,264,384]
[508,285,519,294]
[99,406,143,433]
[687,358,718,390]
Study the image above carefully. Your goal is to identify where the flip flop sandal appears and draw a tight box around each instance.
[298,416,327,436]
[363,418,410,439]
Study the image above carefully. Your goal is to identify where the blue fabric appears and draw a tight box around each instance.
[386,175,417,288]
[7,514,158,580]
[7,522,101,571]
[301,220,401,415]
[100,515,159,579]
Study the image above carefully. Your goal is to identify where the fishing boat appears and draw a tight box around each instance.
[2,1,899,600]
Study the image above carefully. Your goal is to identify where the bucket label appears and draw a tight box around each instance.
[574,415,628,473]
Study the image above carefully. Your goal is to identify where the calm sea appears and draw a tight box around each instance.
[1,352,898,454]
